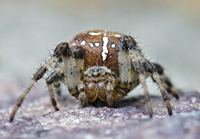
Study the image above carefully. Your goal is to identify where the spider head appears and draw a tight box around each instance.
[84,66,112,82]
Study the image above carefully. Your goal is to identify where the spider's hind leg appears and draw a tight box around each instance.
[152,63,179,100]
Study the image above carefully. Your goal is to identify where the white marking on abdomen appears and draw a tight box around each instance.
[114,34,121,37]
[102,36,109,61]
[88,32,102,36]
[88,43,94,48]
[72,42,76,46]
[81,40,86,46]
[111,43,115,48]
[95,42,100,47]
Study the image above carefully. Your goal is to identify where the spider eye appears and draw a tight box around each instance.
[92,71,99,77]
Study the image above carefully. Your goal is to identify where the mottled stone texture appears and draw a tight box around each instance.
[0,81,200,139]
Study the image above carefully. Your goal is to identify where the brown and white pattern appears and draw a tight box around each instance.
[10,30,179,122]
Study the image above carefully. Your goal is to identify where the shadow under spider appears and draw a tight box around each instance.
[87,95,164,109]
[57,94,173,110]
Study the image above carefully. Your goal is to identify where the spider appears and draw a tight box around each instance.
[10,30,179,122]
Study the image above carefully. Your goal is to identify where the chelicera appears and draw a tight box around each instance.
[10,30,179,122]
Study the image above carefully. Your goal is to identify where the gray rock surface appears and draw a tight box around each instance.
[0,81,200,139]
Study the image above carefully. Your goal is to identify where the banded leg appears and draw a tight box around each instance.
[152,72,172,115]
[138,72,153,117]
[63,45,84,95]
[135,50,172,115]
[119,36,153,117]
[121,35,173,116]
[118,36,136,91]
[46,83,59,111]
[79,92,88,107]
[137,56,173,115]
[105,76,115,106]
[129,50,153,117]
[10,42,68,122]
[52,64,62,96]
[45,62,70,110]
[53,78,61,96]
[46,72,61,111]
[10,56,60,122]
[152,63,179,99]
[78,81,87,106]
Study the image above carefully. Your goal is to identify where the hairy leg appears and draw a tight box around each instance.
[53,79,61,96]
[63,45,84,95]
[121,35,173,116]
[46,70,63,111]
[129,49,153,117]
[152,63,179,99]
[105,76,115,106]
[77,81,88,106]
[10,42,68,122]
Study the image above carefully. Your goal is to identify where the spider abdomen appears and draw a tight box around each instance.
[69,30,125,75]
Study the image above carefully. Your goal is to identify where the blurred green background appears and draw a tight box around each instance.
[0,0,200,94]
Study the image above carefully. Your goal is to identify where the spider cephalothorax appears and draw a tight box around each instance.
[10,30,179,122]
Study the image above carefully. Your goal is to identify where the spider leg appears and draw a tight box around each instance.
[129,50,153,117]
[151,71,172,115]
[62,45,84,95]
[47,62,81,103]
[46,82,59,111]
[77,81,88,107]
[119,36,153,117]
[118,36,137,92]
[137,57,173,116]
[10,56,60,122]
[46,66,65,111]
[152,63,179,99]
[52,63,62,96]
[133,51,172,115]
[46,62,80,110]
[53,79,61,96]
[121,35,172,116]
[10,42,68,122]
[79,91,88,107]
[105,75,115,106]
[138,72,153,117]
[51,63,69,96]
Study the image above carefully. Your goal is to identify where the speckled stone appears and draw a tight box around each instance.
[0,81,200,139]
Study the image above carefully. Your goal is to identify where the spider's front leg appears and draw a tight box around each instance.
[128,37,173,116]
[105,75,116,106]
[53,78,61,96]
[77,81,88,107]
[45,63,66,111]
[46,77,60,111]
[121,35,173,117]
[62,45,84,95]
[119,36,153,117]
[9,42,68,122]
